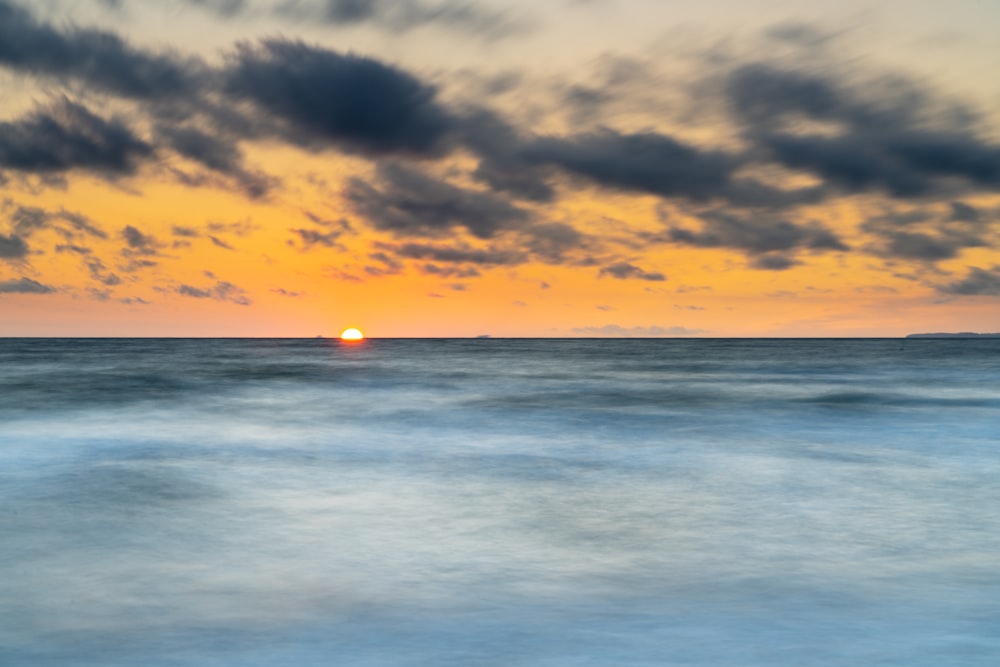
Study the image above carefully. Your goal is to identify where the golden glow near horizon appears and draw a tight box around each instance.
[1,0,1000,337]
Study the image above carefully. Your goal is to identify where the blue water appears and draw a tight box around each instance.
[1,338,998,666]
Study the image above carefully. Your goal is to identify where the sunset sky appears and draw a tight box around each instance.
[2,0,1000,336]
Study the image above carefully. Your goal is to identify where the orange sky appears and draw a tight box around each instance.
[2,0,1000,336]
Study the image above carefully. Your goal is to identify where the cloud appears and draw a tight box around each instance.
[383,241,524,265]
[570,324,703,337]
[599,262,665,281]
[209,235,235,250]
[950,201,979,222]
[523,222,586,260]
[664,211,848,263]
[939,266,1000,296]
[290,228,345,249]
[281,0,527,38]
[0,276,54,293]
[225,39,455,157]
[728,64,1000,198]
[420,263,480,278]
[522,129,738,202]
[122,225,161,255]
[461,109,555,202]
[172,226,201,238]
[861,207,990,263]
[0,98,153,176]
[0,0,204,100]
[272,287,304,297]
[751,253,799,271]
[176,279,251,304]
[0,234,29,259]
[9,205,106,239]
[167,0,527,38]
[345,162,531,238]
[156,124,271,198]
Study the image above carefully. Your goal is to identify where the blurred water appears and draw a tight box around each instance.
[1,338,998,666]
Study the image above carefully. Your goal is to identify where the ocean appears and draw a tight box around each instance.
[1,338,998,666]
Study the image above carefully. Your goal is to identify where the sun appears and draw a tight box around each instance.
[340,328,365,341]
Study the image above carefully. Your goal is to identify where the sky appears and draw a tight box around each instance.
[2,0,1000,337]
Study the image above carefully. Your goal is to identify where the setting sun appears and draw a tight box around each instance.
[340,328,365,341]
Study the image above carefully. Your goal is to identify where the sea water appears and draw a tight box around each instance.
[1,338,998,666]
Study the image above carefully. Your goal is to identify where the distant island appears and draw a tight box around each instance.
[906,332,1000,339]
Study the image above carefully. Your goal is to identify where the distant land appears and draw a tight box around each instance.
[906,332,1000,339]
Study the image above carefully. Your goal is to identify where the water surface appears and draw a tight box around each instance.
[2,338,998,665]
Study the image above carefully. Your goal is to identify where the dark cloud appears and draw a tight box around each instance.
[421,263,480,278]
[178,284,212,298]
[950,201,979,222]
[522,222,586,260]
[55,243,91,254]
[599,262,665,281]
[290,228,345,249]
[0,276,54,293]
[9,205,106,239]
[939,266,1000,296]
[79,255,121,286]
[177,279,251,305]
[728,64,1000,198]
[52,209,107,238]
[225,39,454,157]
[345,162,531,238]
[0,98,152,176]
[751,253,799,271]
[171,0,526,38]
[368,251,402,271]
[862,207,990,262]
[665,211,848,262]
[209,236,235,250]
[384,241,524,265]
[156,124,271,197]
[9,206,48,235]
[461,110,555,202]
[522,130,738,202]
[206,219,257,236]
[302,211,356,232]
[496,125,821,208]
[291,0,526,38]
[883,231,975,262]
[122,225,160,255]
[0,233,29,259]
[172,226,201,238]
[0,0,203,100]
